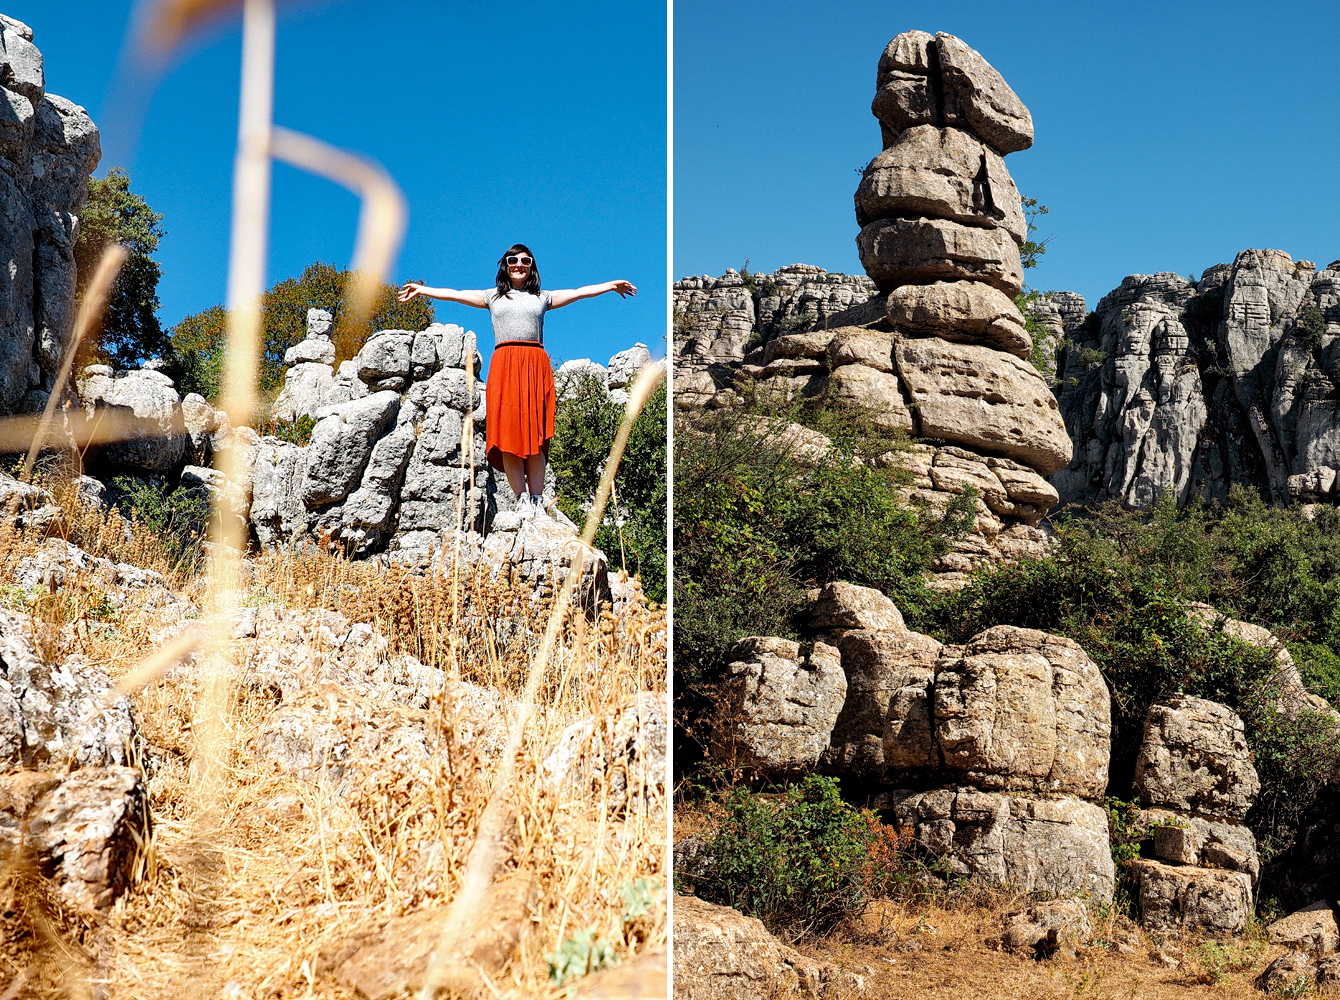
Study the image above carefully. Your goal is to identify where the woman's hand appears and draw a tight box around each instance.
[398,281,423,303]
[611,280,637,298]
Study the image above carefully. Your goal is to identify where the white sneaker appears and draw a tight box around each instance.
[514,493,533,518]
[530,495,550,519]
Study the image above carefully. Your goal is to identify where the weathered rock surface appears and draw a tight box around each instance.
[1257,950,1318,993]
[1133,694,1260,820]
[870,31,1033,155]
[1268,901,1340,958]
[0,607,135,769]
[22,766,148,910]
[317,874,536,999]
[1054,253,1340,511]
[988,898,1090,959]
[894,336,1072,474]
[882,787,1115,902]
[713,636,847,778]
[0,17,100,414]
[544,691,667,814]
[1131,859,1252,937]
[857,217,1023,296]
[807,581,905,633]
[886,280,1031,357]
[855,126,1024,243]
[672,895,830,1000]
[78,366,188,473]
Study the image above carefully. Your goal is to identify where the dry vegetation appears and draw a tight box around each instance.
[805,894,1327,1000]
[0,468,667,999]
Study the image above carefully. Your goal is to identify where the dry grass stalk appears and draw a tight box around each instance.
[22,244,127,484]
[419,360,667,998]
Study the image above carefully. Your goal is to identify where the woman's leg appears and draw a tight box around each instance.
[524,452,546,499]
[501,452,527,499]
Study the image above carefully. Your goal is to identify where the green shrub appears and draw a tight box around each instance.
[261,413,316,446]
[549,372,667,601]
[1301,306,1325,352]
[108,476,210,575]
[673,393,974,767]
[688,775,901,941]
[917,488,1340,862]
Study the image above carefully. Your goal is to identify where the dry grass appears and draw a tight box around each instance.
[802,893,1334,999]
[0,476,667,998]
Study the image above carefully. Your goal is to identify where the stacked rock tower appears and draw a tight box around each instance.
[853,31,1073,579]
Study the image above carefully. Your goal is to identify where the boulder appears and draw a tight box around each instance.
[893,335,1072,475]
[857,216,1023,296]
[79,367,187,473]
[21,765,149,911]
[807,581,904,633]
[608,342,652,389]
[934,33,1034,154]
[1133,695,1260,820]
[556,358,610,399]
[1144,808,1262,878]
[1257,951,1317,994]
[855,125,1025,243]
[543,692,667,815]
[989,898,1090,959]
[305,307,333,338]
[714,637,847,779]
[284,336,335,366]
[821,627,942,782]
[826,328,894,373]
[0,608,135,768]
[354,331,413,383]
[1268,902,1340,958]
[886,280,1032,357]
[248,437,310,549]
[1131,859,1252,937]
[301,391,400,508]
[933,626,1110,796]
[180,391,217,464]
[672,895,830,1000]
[317,874,536,999]
[884,787,1115,902]
[574,948,667,999]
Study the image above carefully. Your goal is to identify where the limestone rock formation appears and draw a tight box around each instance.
[1053,253,1340,510]
[1133,694,1260,820]
[880,786,1115,901]
[1130,859,1253,939]
[0,15,100,414]
[0,766,149,911]
[1129,695,1263,934]
[674,32,1071,590]
[712,636,847,779]
[672,895,831,1000]
[1268,902,1340,958]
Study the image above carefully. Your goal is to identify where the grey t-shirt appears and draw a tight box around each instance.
[485,288,552,347]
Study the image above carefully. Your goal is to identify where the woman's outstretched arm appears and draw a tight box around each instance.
[548,280,637,310]
[398,282,489,308]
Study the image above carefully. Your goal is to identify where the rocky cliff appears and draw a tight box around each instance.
[1053,251,1340,510]
[0,13,100,413]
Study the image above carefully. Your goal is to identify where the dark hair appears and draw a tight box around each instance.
[494,243,541,298]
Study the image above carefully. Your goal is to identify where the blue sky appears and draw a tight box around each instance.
[30,1,667,370]
[674,2,1340,311]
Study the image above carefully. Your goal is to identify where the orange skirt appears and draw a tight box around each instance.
[486,341,556,471]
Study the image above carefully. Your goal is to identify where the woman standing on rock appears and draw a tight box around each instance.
[398,244,636,516]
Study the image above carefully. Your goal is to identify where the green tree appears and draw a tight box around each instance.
[167,262,436,401]
[73,167,167,369]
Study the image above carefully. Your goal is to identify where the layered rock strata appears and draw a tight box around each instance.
[673,32,1073,589]
[0,15,101,414]
[1053,252,1340,509]
[714,583,1116,900]
[1130,694,1261,936]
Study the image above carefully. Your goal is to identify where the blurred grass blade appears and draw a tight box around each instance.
[418,360,665,999]
[269,126,408,364]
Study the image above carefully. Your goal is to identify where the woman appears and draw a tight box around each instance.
[398,244,636,517]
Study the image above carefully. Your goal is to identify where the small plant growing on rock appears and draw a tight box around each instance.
[1301,305,1326,352]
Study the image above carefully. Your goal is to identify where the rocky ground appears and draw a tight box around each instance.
[674,885,1340,999]
[0,469,668,999]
